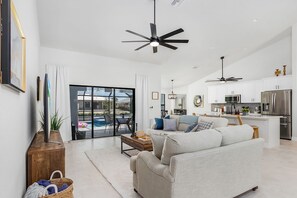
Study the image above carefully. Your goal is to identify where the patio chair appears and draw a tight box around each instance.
[104,114,113,133]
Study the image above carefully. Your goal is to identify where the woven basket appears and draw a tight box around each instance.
[41,170,74,198]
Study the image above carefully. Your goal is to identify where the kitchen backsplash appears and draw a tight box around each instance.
[211,103,261,114]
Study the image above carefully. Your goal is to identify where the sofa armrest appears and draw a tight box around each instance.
[137,151,174,182]
[130,156,137,173]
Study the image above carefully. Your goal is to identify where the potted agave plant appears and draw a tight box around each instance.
[40,111,65,134]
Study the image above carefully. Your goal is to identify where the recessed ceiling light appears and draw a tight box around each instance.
[253,19,258,23]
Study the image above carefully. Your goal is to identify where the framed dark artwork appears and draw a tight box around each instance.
[152,91,159,100]
[37,76,41,101]
[1,0,26,92]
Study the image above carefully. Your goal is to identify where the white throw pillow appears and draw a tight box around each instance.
[161,129,222,165]
[163,119,177,131]
[150,133,167,159]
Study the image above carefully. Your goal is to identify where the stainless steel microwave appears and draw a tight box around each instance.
[225,95,241,103]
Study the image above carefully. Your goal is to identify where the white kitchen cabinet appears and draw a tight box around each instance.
[262,75,292,91]
[207,85,226,103]
[207,86,217,104]
[240,80,261,103]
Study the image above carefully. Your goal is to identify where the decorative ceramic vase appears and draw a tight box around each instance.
[275,68,281,77]
[283,65,287,76]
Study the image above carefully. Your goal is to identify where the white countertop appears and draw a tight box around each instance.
[202,112,283,120]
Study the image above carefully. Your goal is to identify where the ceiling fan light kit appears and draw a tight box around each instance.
[122,0,189,53]
[206,56,243,83]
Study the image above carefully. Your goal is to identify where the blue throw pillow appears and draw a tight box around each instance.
[155,118,164,130]
[164,115,170,119]
[184,123,198,133]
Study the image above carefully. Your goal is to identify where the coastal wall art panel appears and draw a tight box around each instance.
[1,0,26,92]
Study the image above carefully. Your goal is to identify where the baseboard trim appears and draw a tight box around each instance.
[292,137,297,141]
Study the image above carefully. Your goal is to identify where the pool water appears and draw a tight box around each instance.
[85,119,107,127]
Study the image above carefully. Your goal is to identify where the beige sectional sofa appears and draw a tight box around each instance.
[131,124,264,198]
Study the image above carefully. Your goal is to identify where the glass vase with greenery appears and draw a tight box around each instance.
[242,106,250,116]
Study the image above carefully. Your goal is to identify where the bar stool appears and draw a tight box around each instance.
[237,115,259,139]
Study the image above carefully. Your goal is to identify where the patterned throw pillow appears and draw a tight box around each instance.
[184,123,198,133]
[196,121,214,132]
[163,119,177,131]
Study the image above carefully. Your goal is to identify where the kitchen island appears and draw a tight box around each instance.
[202,113,281,148]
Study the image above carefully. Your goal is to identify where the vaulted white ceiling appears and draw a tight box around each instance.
[37,0,297,88]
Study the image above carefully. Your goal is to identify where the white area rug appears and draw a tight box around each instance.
[85,147,141,198]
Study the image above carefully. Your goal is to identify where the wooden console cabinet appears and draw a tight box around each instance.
[27,131,65,186]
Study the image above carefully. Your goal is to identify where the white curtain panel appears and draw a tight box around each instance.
[45,65,72,141]
[135,74,149,131]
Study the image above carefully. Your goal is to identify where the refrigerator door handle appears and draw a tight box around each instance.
[273,93,276,113]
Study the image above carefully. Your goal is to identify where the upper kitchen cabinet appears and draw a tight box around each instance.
[207,85,226,103]
[262,75,292,91]
[240,80,262,103]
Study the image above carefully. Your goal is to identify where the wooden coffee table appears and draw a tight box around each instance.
[121,134,153,157]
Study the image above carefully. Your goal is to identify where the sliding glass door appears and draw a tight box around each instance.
[70,85,135,140]
[114,89,135,135]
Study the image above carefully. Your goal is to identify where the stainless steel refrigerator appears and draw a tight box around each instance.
[261,89,292,140]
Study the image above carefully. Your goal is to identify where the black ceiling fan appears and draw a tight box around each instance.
[122,0,189,53]
[205,56,243,83]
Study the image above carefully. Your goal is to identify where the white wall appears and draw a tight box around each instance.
[186,35,292,115]
[39,47,162,121]
[0,0,40,197]
[292,25,297,141]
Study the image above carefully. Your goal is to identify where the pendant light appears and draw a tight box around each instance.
[168,80,177,99]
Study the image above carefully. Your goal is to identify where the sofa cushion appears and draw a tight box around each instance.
[163,119,177,131]
[199,116,228,128]
[150,133,167,159]
[161,130,222,165]
[155,118,164,129]
[216,124,253,146]
[196,121,214,132]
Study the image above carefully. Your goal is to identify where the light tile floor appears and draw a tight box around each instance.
[65,138,297,198]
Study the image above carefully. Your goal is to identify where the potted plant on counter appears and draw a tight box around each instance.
[242,107,250,116]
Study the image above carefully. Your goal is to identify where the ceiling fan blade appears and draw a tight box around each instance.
[226,77,243,81]
[126,30,150,40]
[205,80,220,82]
[159,42,177,50]
[122,40,150,43]
[135,43,150,51]
[160,28,184,39]
[150,23,157,38]
[162,39,189,43]
[153,47,158,53]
